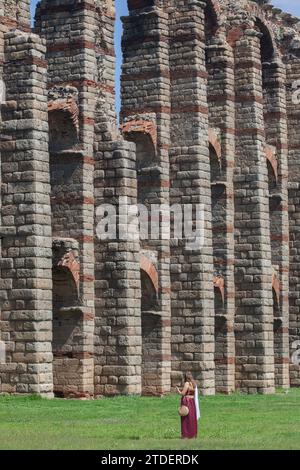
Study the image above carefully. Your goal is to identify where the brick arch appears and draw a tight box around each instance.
[226,8,278,56]
[266,145,278,183]
[248,2,279,54]
[140,255,159,293]
[48,97,79,134]
[56,250,80,291]
[48,96,79,152]
[208,128,221,162]
[227,25,246,48]
[53,239,80,291]
[204,0,222,40]
[121,119,157,150]
[254,17,276,61]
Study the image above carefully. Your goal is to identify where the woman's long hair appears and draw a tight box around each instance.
[184,371,196,388]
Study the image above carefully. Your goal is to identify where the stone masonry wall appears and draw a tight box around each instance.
[121,0,299,395]
[122,1,171,395]
[0,0,300,398]
[262,56,290,389]
[286,34,300,387]
[233,23,275,394]
[205,6,236,394]
[93,0,142,396]
[35,0,96,398]
[0,25,53,396]
[168,0,215,395]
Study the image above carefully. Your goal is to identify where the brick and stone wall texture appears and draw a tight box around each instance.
[35,0,97,398]
[93,0,142,396]
[285,30,300,387]
[121,0,300,395]
[0,0,300,397]
[122,1,172,396]
[0,1,53,396]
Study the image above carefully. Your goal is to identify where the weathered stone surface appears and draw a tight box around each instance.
[0,0,299,398]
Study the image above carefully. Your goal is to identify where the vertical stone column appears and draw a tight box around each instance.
[94,140,142,396]
[93,0,142,396]
[0,30,53,397]
[36,0,96,397]
[286,39,300,387]
[262,58,290,389]
[169,0,215,395]
[0,2,5,378]
[0,0,31,32]
[234,26,275,393]
[206,33,236,393]
[121,1,171,395]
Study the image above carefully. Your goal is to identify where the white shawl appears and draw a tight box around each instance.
[194,386,201,420]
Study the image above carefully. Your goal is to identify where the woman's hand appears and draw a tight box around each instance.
[176,387,181,395]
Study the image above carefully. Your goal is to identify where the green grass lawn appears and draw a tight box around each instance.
[0,389,299,450]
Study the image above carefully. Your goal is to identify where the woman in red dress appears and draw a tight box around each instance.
[177,372,199,439]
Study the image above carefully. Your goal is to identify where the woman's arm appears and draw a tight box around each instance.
[176,382,189,396]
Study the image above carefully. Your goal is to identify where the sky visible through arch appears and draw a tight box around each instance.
[30,0,300,115]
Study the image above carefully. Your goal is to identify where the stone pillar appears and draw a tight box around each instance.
[36,0,96,397]
[233,26,275,393]
[206,33,236,394]
[262,58,290,389]
[93,0,142,396]
[0,0,31,32]
[94,140,142,396]
[0,30,53,397]
[285,37,300,387]
[121,1,171,395]
[169,0,215,395]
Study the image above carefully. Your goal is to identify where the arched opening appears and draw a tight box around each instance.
[256,18,275,63]
[268,159,281,274]
[257,18,289,389]
[204,1,219,45]
[257,18,276,154]
[124,130,156,171]
[268,148,283,386]
[210,143,222,183]
[49,110,79,153]
[273,286,283,387]
[214,315,227,392]
[53,266,78,310]
[273,286,280,319]
[214,274,228,393]
[214,284,224,316]
[136,133,155,171]
[122,119,165,395]
[122,127,157,211]
[141,267,161,395]
[210,143,226,271]
[258,20,286,387]
[258,19,277,151]
[52,266,82,397]
[267,159,277,194]
[141,269,158,311]
[210,135,228,392]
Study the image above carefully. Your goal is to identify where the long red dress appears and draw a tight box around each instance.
[181,387,198,439]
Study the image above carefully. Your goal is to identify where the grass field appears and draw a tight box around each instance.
[0,389,299,450]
